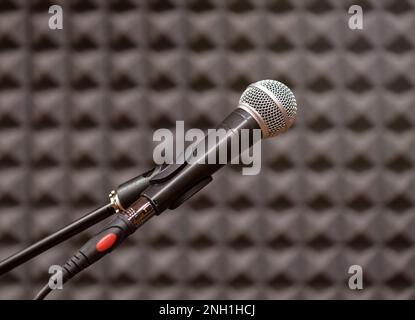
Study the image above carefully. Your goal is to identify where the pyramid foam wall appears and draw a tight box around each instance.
[0,0,415,299]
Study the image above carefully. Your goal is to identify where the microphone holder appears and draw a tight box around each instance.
[0,204,116,276]
[0,166,162,276]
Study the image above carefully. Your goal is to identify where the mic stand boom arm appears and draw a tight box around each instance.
[0,166,162,276]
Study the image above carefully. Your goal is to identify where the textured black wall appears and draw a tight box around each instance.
[0,0,415,299]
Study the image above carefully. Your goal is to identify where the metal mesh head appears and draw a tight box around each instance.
[239,80,297,138]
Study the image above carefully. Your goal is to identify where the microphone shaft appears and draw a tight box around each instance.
[142,108,260,212]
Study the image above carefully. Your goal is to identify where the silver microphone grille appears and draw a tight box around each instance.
[239,80,297,138]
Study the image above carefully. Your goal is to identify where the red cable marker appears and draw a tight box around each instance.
[96,233,117,252]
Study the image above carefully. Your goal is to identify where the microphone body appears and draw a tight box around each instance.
[142,108,259,213]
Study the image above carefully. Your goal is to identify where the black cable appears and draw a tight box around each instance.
[33,197,154,300]
[0,204,116,276]
[34,283,52,300]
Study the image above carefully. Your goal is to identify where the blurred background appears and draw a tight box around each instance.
[0,0,415,299]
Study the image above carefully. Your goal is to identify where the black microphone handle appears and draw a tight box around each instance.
[142,108,260,213]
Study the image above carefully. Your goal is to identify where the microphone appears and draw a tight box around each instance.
[111,79,297,212]
[35,80,298,299]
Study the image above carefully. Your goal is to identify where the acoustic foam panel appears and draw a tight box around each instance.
[0,0,414,299]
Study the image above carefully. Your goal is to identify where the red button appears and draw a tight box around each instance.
[96,233,117,252]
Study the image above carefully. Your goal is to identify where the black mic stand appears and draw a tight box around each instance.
[0,166,162,276]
